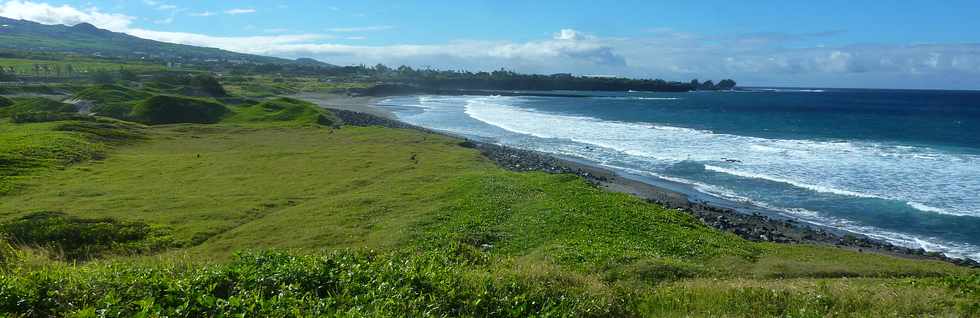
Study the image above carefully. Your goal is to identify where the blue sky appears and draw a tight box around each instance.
[2,0,980,89]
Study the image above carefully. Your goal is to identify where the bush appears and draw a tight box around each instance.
[191,74,227,97]
[0,96,13,108]
[0,212,174,261]
[131,95,229,124]
[10,111,88,123]
[149,73,227,97]
[0,250,626,317]
[90,70,116,84]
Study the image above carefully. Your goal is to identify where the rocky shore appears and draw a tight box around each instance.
[325,105,980,268]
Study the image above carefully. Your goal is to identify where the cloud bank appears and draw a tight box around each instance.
[2,0,979,89]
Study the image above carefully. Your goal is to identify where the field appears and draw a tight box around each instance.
[0,116,977,316]
[0,57,166,77]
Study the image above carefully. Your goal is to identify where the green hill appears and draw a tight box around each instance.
[0,16,331,67]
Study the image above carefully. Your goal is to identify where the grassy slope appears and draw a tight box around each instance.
[0,121,977,316]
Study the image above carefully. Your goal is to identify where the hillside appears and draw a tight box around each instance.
[0,16,329,66]
[0,76,977,315]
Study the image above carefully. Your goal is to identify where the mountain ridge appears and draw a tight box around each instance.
[0,16,332,67]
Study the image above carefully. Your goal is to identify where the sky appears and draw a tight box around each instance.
[1,0,980,89]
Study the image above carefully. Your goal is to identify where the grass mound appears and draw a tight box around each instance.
[131,95,229,125]
[73,84,151,104]
[0,97,76,118]
[0,211,175,261]
[0,119,143,194]
[228,97,341,127]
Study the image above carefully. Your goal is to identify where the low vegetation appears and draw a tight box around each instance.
[0,97,75,118]
[0,60,976,315]
[0,211,175,261]
[0,120,976,316]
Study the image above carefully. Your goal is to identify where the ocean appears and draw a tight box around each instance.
[374,88,980,261]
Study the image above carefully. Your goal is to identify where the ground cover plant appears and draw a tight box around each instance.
[0,114,976,316]
[1,74,977,316]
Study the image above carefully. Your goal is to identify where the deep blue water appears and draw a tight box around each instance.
[376,88,980,260]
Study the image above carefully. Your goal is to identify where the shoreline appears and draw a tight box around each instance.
[298,93,979,268]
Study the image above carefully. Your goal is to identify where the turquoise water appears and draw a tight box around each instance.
[376,88,980,260]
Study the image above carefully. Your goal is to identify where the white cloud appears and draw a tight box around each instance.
[0,0,133,31]
[142,0,176,11]
[189,11,215,17]
[2,1,980,88]
[326,25,393,33]
[224,8,256,15]
[125,29,327,54]
[153,16,173,25]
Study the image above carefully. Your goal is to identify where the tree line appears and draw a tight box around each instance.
[220,62,737,92]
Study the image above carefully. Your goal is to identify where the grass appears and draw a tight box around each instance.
[72,84,152,104]
[224,97,341,127]
[0,57,165,76]
[130,95,229,124]
[0,120,976,316]
[0,118,143,195]
[0,97,76,118]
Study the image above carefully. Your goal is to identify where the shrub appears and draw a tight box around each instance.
[131,95,229,124]
[190,74,227,97]
[0,212,174,261]
[149,73,227,97]
[0,96,13,108]
[10,111,88,123]
[90,70,116,84]
[0,250,626,317]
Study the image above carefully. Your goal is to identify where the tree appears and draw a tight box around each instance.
[717,79,737,90]
[91,70,115,84]
[699,80,715,90]
[190,74,227,97]
[119,69,139,82]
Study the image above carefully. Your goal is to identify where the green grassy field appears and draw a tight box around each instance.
[0,116,977,316]
[0,57,166,76]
